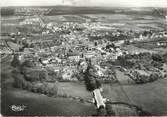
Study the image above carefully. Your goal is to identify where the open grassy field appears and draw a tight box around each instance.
[122,45,157,54]
[1,87,95,116]
[103,75,167,115]
[129,38,167,54]
[57,82,92,99]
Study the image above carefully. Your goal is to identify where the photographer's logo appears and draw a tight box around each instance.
[10,105,26,112]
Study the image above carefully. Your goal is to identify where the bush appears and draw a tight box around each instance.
[149,73,159,82]
[23,68,47,82]
[37,85,45,94]
[45,84,57,96]
[97,106,107,116]
[152,54,163,62]
[12,69,58,97]
[49,84,58,96]
[31,85,38,93]
[163,53,167,63]
[21,60,35,68]
[12,70,25,88]
[22,81,28,89]
[72,72,84,81]
[117,56,134,69]
[151,61,163,70]
[106,104,115,116]
[27,83,33,91]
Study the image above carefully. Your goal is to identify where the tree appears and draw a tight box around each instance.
[96,79,102,89]
[94,41,98,46]
[97,106,107,116]
[22,60,35,68]
[84,75,97,91]
[152,53,163,62]
[11,54,20,68]
[23,68,47,82]
[163,53,167,63]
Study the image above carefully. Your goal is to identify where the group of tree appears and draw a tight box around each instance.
[83,59,102,91]
[129,71,161,84]
[1,8,15,16]
[11,54,59,96]
[117,52,165,70]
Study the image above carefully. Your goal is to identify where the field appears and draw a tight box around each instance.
[1,7,167,33]
[1,87,95,116]
[2,59,167,115]
[42,13,167,31]
[56,71,167,115]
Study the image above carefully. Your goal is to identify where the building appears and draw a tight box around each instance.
[92,89,106,109]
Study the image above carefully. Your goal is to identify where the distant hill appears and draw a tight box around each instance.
[1,8,15,16]
[1,6,167,17]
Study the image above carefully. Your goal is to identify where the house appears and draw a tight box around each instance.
[69,56,80,61]
[68,51,80,61]
[18,54,25,63]
[85,51,96,58]
[62,69,73,80]
[92,89,106,108]
[95,65,105,77]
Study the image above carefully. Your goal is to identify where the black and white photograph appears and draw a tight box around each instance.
[1,0,167,116]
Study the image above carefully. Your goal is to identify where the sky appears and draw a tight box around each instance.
[0,0,167,7]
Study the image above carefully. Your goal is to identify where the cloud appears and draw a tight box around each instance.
[1,0,167,7]
[90,0,167,7]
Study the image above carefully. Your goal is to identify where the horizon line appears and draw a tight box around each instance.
[1,5,167,8]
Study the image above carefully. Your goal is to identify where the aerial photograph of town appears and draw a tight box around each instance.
[1,0,167,116]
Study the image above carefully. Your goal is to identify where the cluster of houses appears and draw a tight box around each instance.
[4,14,167,82]
[16,34,128,81]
